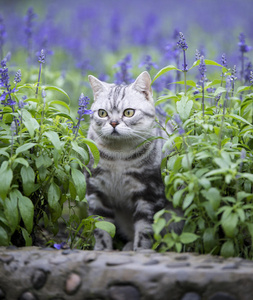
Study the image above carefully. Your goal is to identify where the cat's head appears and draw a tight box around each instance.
[88,71,155,142]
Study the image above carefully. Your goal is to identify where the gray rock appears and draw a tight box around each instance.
[109,285,140,300]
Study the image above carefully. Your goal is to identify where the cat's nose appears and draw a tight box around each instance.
[110,120,119,128]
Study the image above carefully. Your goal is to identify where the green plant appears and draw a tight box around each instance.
[0,54,115,248]
[152,58,253,258]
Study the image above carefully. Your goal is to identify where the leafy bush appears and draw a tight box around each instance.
[0,53,115,248]
[152,54,253,258]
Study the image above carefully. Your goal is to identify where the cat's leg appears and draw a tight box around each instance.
[133,199,154,251]
[87,194,114,251]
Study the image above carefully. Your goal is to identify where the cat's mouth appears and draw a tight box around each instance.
[111,128,120,136]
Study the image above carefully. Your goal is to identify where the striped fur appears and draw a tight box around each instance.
[86,71,179,251]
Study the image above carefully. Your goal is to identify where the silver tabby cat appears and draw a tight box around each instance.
[86,71,179,251]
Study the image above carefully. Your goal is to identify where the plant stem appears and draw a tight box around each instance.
[202,80,205,118]
[184,71,187,95]
[35,63,42,98]
[241,52,244,83]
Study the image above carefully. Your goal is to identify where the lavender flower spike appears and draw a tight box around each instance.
[177,32,188,51]
[14,69,21,84]
[199,56,207,78]
[38,49,45,64]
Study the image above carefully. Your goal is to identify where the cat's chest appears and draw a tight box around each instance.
[93,159,145,205]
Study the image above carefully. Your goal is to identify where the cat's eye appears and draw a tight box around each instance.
[123,109,135,118]
[98,109,108,118]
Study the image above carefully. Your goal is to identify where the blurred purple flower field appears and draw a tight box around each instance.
[1,0,253,101]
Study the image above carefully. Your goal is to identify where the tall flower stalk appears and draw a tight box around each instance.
[238,33,251,83]
[199,56,207,117]
[220,53,227,87]
[36,49,45,98]
[0,15,6,61]
[74,93,93,139]
[24,7,36,65]
[177,32,188,95]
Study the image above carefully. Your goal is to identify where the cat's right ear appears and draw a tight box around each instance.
[88,75,107,101]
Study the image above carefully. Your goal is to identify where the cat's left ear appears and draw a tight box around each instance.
[133,71,152,100]
[88,75,108,101]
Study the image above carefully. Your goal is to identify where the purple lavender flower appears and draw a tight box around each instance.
[139,55,158,72]
[36,49,45,97]
[77,93,93,118]
[221,53,227,67]
[114,54,133,84]
[24,7,37,63]
[226,76,232,93]
[38,49,45,64]
[238,33,251,53]
[195,49,201,61]
[14,69,21,84]
[231,65,237,82]
[245,62,253,83]
[0,14,7,60]
[74,94,93,139]
[177,32,188,72]
[177,32,188,51]
[18,97,27,109]
[53,242,68,250]
[199,56,207,78]
[250,71,253,86]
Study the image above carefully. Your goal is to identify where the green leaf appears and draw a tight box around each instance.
[71,168,86,201]
[44,85,70,101]
[201,188,221,210]
[155,95,178,107]
[220,240,235,258]
[239,173,253,182]
[152,65,181,83]
[0,163,13,200]
[169,80,197,88]
[0,226,9,246]
[173,189,185,207]
[71,141,89,164]
[213,87,227,97]
[153,209,166,221]
[180,232,199,244]
[6,190,20,233]
[18,195,34,234]
[22,109,40,138]
[16,143,36,155]
[203,228,218,253]
[181,152,193,170]
[176,96,193,120]
[95,221,116,238]
[21,227,33,246]
[82,138,100,168]
[182,192,195,210]
[21,166,38,196]
[221,212,238,238]
[48,100,70,112]
[48,182,61,209]
[0,149,9,158]
[237,86,252,93]
[153,217,166,236]
[190,59,226,70]
[14,158,29,167]
[237,191,252,201]
[43,131,62,151]
[226,113,252,126]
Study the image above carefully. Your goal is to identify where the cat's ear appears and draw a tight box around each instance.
[88,75,107,101]
[133,71,152,99]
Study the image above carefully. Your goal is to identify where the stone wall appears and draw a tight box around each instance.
[0,247,253,300]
